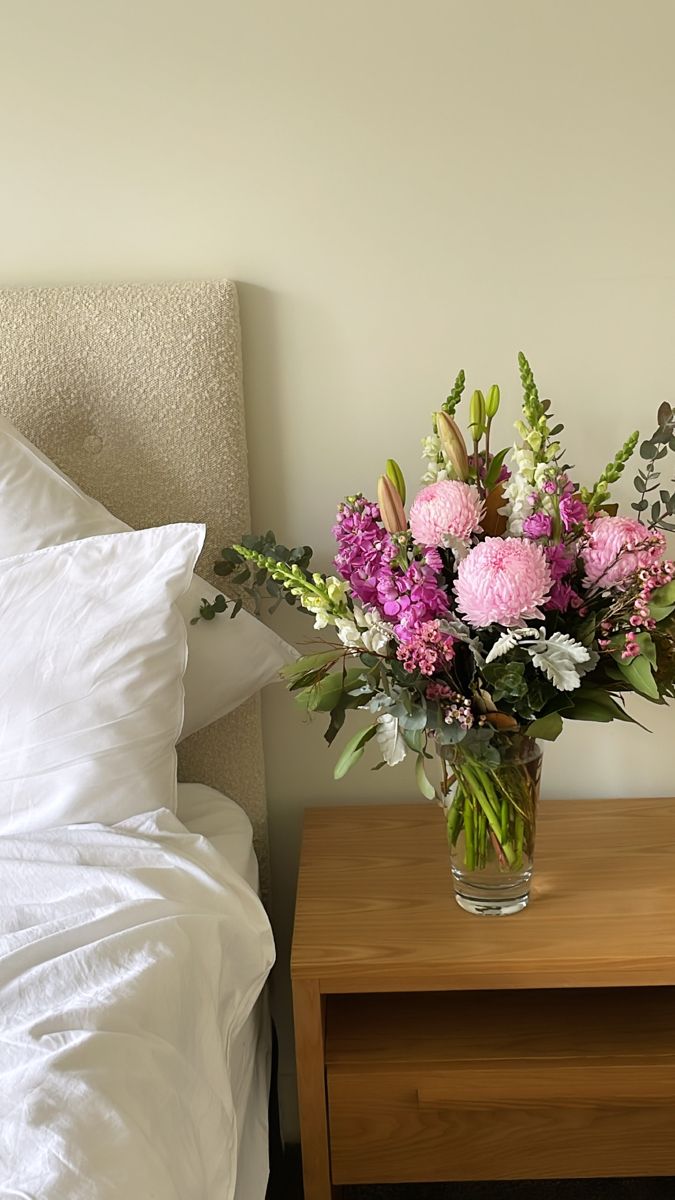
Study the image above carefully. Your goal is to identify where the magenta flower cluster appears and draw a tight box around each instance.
[522,476,588,541]
[334,498,449,639]
[332,496,396,609]
[543,543,584,614]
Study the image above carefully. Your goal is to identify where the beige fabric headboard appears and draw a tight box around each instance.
[0,279,269,884]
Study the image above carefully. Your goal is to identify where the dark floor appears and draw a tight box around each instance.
[270,1147,675,1200]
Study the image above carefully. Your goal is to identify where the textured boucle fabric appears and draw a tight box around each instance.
[0,279,269,888]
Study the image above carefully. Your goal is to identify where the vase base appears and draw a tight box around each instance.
[454,890,530,916]
[452,863,532,916]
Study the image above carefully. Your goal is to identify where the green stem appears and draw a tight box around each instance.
[459,761,517,867]
[463,796,475,870]
[515,812,525,870]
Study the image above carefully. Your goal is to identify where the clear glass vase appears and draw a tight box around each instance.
[444,735,542,916]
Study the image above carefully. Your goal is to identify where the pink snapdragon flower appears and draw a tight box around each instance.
[409,480,484,547]
[454,537,553,628]
[581,516,666,590]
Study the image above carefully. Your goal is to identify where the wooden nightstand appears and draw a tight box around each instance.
[291,798,675,1199]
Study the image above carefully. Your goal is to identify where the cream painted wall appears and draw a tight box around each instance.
[2,0,675,1138]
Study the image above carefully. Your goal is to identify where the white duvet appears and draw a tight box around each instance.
[0,809,275,1200]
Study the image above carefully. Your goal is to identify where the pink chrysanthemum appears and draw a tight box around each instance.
[409,480,484,547]
[581,516,666,590]
[454,537,553,628]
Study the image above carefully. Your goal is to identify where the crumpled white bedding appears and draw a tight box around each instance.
[0,807,275,1200]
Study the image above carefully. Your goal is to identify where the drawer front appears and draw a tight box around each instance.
[328,1065,675,1185]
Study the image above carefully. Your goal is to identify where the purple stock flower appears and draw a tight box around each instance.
[547,580,583,612]
[376,551,449,636]
[332,496,395,608]
[542,543,584,613]
[559,494,588,531]
[522,511,553,539]
[544,542,573,582]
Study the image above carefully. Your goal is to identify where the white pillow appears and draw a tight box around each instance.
[0,414,297,739]
[0,524,203,834]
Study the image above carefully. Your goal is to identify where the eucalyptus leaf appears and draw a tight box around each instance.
[401,727,425,753]
[333,725,377,780]
[398,707,428,732]
[434,721,468,746]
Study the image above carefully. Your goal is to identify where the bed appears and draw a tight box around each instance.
[0,281,285,1200]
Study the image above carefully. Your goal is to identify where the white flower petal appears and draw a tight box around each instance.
[375,713,407,766]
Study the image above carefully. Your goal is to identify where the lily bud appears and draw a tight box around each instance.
[485,384,500,420]
[385,458,406,505]
[468,389,486,440]
[377,474,407,533]
[436,411,469,480]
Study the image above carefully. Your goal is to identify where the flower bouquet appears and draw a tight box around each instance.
[204,354,675,915]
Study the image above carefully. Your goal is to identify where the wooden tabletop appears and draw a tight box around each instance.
[291,797,675,992]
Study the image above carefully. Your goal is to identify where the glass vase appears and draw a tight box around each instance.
[444,735,542,916]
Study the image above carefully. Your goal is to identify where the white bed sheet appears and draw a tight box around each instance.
[176,784,272,1200]
[0,802,275,1200]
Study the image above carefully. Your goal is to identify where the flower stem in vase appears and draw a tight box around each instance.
[446,736,542,916]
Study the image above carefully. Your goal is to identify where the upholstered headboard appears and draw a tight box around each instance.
[0,279,269,883]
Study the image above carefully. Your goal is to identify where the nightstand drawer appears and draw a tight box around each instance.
[328,1063,675,1184]
[325,989,675,1185]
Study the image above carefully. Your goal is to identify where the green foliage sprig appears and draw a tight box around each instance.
[195,531,314,622]
[580,431,639,516]
[442,368,466,417]
[631,402,675,530]
[513,352,566,473]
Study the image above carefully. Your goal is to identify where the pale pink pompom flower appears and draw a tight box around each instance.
[581,516,666,589]
[409,480,484,547]
[455,537,553,628]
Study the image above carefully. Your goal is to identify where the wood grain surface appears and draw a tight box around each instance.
[327,1068,675,1183]
[291,798,675,991]
[291,797,675,1195]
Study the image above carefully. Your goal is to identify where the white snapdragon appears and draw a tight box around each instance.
[304,574,349,630]
[336,606,394,654]
[503,442,536,535]
[421,433,448,485]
